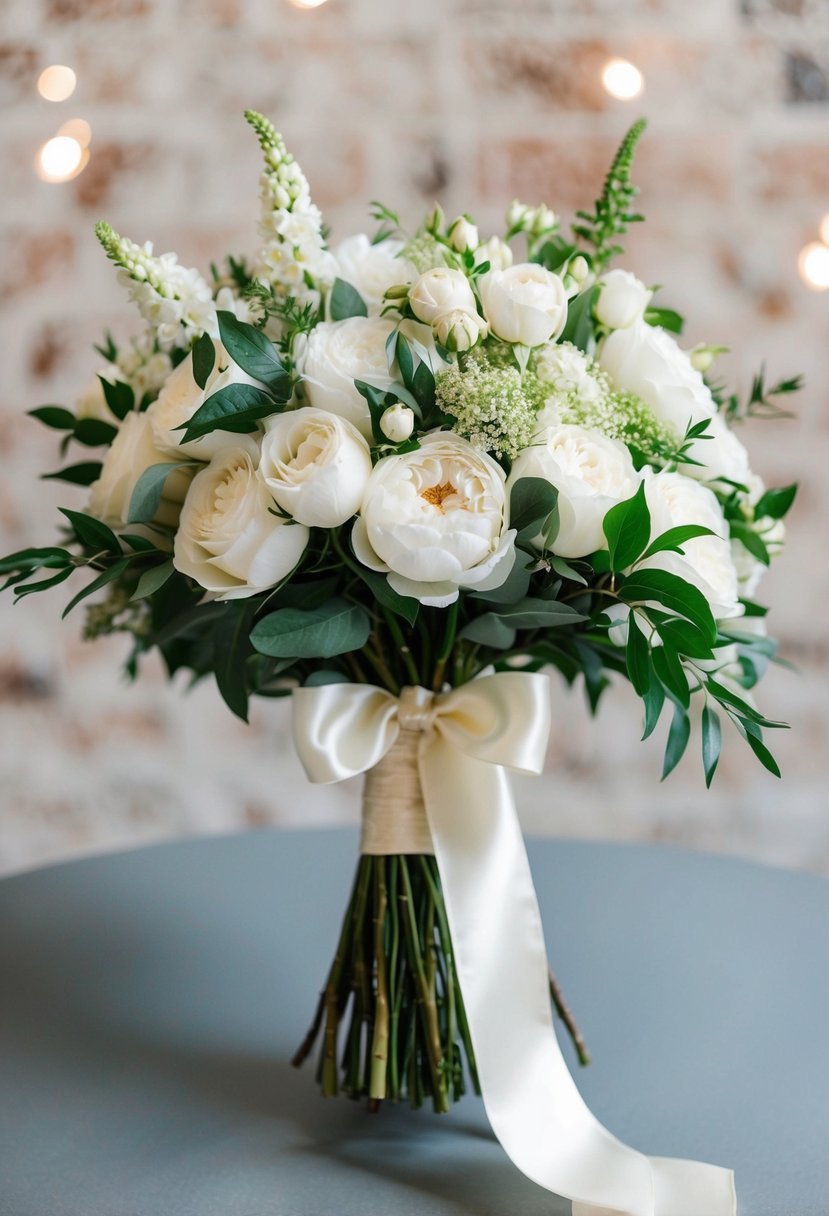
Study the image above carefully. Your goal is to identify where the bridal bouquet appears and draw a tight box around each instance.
[2,114,797,1215]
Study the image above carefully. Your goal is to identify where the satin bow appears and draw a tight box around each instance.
[292,672,736,1216]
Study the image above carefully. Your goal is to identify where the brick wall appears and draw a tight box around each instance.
[1,0,827,874]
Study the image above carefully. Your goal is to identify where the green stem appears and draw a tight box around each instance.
[382,607,421,687]
[369,859,390,1100]
[398,857,448,1112]
[432,600,459,691]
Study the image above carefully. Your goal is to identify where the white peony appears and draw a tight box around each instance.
[352,432,516,607]
[409,268,478,325]
[173,444,309,599]
[594,269,652,330]
[300,316,397,439]
[640,469,741,620]
[146,341,268,462]
[88,411,192,530]
[259,407,372,528]
[507,424,641,559]
[479,263,568,348]
[332,234,415,314]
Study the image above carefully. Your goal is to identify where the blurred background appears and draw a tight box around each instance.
[0,0,826,877]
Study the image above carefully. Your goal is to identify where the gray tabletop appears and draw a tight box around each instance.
[0,830,827,1216]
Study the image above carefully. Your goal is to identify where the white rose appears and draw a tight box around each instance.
[146,342,267,462]
[259,407,371,528]
[300,316,397,439]
[447,216,479,253]
[352,432,516,607]
[474,236,513,272]
[332,234,415,314]
[594,269,652,331]
[409,268,477,325]
[640,468,741,620]
[507,424,641,559]
[88,411,192,530]
[173,445,309,599]
[380,403,415,443]
[479,263,568,347]
[433,308,488,352]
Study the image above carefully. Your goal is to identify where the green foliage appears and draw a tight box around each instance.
[717,365,803,423]
[509,478,559,552]
[572,118,647,270]
[176,383,278,443]
[559,286,598,353]
[644,306,684,334]
[330,278,368,321]
[251,598,371,660]
[214,600,259,721]
[192,332,216,390]
[216,311,292,397]
[603,482,650,573]
[127,462,192,525]
[43,462,102,487]
[755,483,797,520]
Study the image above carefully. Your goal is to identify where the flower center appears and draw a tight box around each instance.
[420,481,456,512]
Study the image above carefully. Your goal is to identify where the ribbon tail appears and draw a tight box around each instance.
[418,733,735,1216]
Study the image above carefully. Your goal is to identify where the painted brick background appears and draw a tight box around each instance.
[0,0,827,875]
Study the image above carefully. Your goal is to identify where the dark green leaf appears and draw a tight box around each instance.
[43,462,102,487]
[13,566,74,600]
[652,643,691,709]
[353,568,419,625]
[559,285,598,352]
[644,306,684,334]
[61,557,132,618]
[619,569,717,644]
[72,419,119,447]
[131,560,175,601]
[128,462,190,525]
[214,600,258,721]
[411,359,436,413]
[305,670,351,687]
[250,598,371,659]
[639,525,715,561]
[742,726,781,778]
[754,483,797,521]
[705,677,788,729]
[510,477,559,537]
[652,616,714,660]
[395,334,415,390]
[550,556,588,586]
[329,278,368,321]
[625,611,650,696]
[532,237,578,272]
[701,704,721,788]
[459,614,517,649]
[355,379,395,445]
[120,533,161,553]
[662,705,691,779]
[99,377,134,421]
[59,509,121,554]
[603,482,651,572]
[0,546,73,575]
[491,597,587,629]
[29,406,76,431]
[192,332,216,391]
[179,383,277,442]
[216,311,291,397]
[729,522,770,566]
[641,664,665,739]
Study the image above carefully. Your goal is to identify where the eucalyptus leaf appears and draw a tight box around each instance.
[701,704,722,788]
[492,597,587,629]
[251,598,371,659]
[329,278,368,321]
[217,311,291,397]
[178,383,277,442]
[353,568,419,625]
[128,462,193,525]
[459,614,517,649]
[662,705,691,779]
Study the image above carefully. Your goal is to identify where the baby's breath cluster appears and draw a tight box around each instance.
[437,352,537,459]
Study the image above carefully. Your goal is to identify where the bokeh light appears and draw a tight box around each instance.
[798,241,829,291]
[57,118,92,149]
[37,65,77,102]
[601,58,645,101]
[287,0,330,7]
[35,135,87,183]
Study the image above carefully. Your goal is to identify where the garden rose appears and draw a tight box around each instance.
[507,424,640,558]
[300,316,397,439]
[259,407,371,528]
[594,269,652,330]
[173,444,309,599]
[479,263,568,347]
[433,308,488,352]
[379,403,415,443]
[87,411,192,530]
[332,233,415,313]
[352,432,516,607]
[409,268,478,325]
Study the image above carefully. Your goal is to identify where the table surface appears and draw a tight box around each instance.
[1,830,827,1216]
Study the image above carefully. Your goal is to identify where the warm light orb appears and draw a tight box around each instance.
[36,135,85,183]
[798,241,829,291]
[37,64,77,102]
[287,0,329,7]
[58,117,92,148]
[601,58,645,101]
[820,213,829,247]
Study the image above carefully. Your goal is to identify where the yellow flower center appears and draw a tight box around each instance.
[420,481,456,511]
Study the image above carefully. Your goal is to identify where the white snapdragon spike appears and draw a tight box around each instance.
[333,234,415,314]
[599,322,751,486]
[88,411,193,531]
[507,424,641,559]
[95,223,214,351]
[260,408,372,528]
[299,316,398,439]
[479,264,568,348]
[146,340,266,462]
[173,442,309,600]
[352,432,516,607]
[594,269,652,330]
[245,109,334,302]
[640,468,742,620]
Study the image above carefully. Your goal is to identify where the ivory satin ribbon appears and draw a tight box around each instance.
[292,673,736,1216]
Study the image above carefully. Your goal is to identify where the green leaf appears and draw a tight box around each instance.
[355,379,394,444]
[29,406,76,431]
[459,614,517,649]
[532,237,578,272]
[742,726,781,778]
[411,359,436,413]
[216,311,291,397]
[128,462,190,525]
[754,483,797,520]
[250,598,371,659]
[603,482,651,572]
[662,705,691,780]
[178,383,277,442]
[491,597,587,629]
[192,332,216,391]
[641,664,665,739]
[214,600,258,721]
[701,704,721,788]
[58,509,121,554]
[509,477,559,549]
[329,278,368,321]
[559,285,598,352]
[550,556,588,586]
[644,306,684,334]
[0,546,72,576]
[652,643,690,709]
[353,568,419,625]
[619,569,717,645]
[131,560,175,601]
[72,419,119,447]
[625,611,650,696]
[729,521,770,566]
[470,557,532,605]
[639,525,715,561]
[305,670,351,687]
[61,557,132,618]
[651,615,714,660]
[13,566,74,600]
[705,677,788,730]
[121,533,161,553]
[395,333,415,390]
[43,462,102,487]
[99,377,134,421]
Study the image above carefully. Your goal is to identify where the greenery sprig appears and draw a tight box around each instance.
[572,118,647,270]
